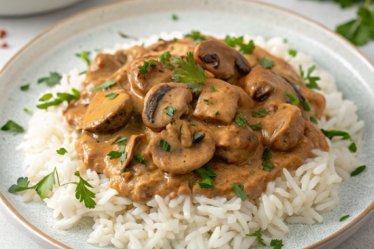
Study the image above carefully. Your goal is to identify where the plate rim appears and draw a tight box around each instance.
[0,0,373,248]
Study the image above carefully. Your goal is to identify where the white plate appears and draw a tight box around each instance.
[0,0,373,248]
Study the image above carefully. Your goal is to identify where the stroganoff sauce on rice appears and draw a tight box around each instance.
[14,32,364,249]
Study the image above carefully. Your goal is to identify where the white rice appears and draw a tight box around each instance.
[16,32,365,248]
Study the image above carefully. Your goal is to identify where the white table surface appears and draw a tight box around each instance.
[0,0,373,248]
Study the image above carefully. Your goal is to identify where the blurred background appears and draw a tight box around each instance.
[0,0,373,248]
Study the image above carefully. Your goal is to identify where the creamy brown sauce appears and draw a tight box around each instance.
[64,37,328,204]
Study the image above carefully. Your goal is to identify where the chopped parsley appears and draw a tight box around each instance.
[303,100,311,112]
[172,14,178,20]
[107,151,122,159]
[91,80,116,91]
[252,108,268,118]
[20,84,30,91]
[79,70,87,75]
[259,56,274,69]
[158,51,173,69]
[196,164,216,188]
[171,51,206,94]
[184,31,207,44]
[340,215,350,222]
[24,108,31,114]
[310,116,318,124]
[119,168,125,173]
[215,111,219,116]
[138,59,157,74]
[38,72,62,87]
[300,65,321,90]
[190,123,196,126]
[349,142,357,152]
[120,152,127,165]
[75,51,91,67]
[39,93,53,101]
[288,49,297,57]
[135,154,145,163]
[235,113,247,128]
[263,161,275,172]
[250,123,262,130]
[351,165,366,176]
[232,184,249,201]
[203,99,209,102]
[250,171,255,174]
[270,239,284,249]
[165,106,177,117]
[262,147,274,171]
[37,88,80,109]
[193,132,205,143]
[36,99,63,109]
[1,120,24,135]
[68,171,96,209]
[114,136,128,145]
[247,231,266,246]
[57,92,79,103]
[224,36,256,54]
[321,129,351,140]
[286,92,299,106]
[210,85,216,91]
[56,148,67,155]
[105,92,119,100]
[160,139,171,151]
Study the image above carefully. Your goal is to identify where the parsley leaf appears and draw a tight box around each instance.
[8,177,32,193]
[340,215,350,222]
[172,14,178,20]
[300,65,321,90]
[75,51,91,67]
[113,137,128,145]
[138,59,157,74]
[321,129,351,140]
[160,139,171,151]
[288,49,297,57]
[193,132,205,143]
[184,31,207,44]
[210,85,216,91]
[202,164,216,177]
[224,36,255,54]
[158,51,173,69]
[79,70,87,75]
[310,116,318,124]
[56,148,67,155]
[91,80,116,91]
[36,99,63,109]
[135,154,145,163]
[20,84,30,91]
[304,100,311,111]
[1,120,24,135]
[247,231,266,246]
[239,40,256,54]
[286,92,300,106]
[107,151,122,159]
[232,184,249,201]
[24,108,31,114]
[165,106,176,117]
[57,92,78,103]
[38,72,62,87]
[224,36,244,47]
[262,147,271,161]
[171,51,206,86]
[235,113,247,128]
[270,239,284,249]
[259,56,274,69]
[263,161,275,171]
[72,171,96,209]
[250,123,262,130]
[351,165,366,176]
[349,142,357,152]
[34,168,58,199]
[252,108,268,118]
[105,92,119,100]
[120,152,127,165]
[39,93,53,101]
[196,164,216,188]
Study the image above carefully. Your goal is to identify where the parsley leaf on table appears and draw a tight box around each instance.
[1,120,24,135]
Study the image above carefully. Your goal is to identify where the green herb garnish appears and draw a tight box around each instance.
[349,142,357,152]
[262,161,275,172]
[310,116,318,124]
[270,239,284,249]
[36,99,63,109]
[120,152,127,165]
[24,108,31,114]
[250,123,262,130]
[91,80,116,91]
[300,65,321,90]
[288,49,297,57]
[224,36,255,54]
[75,51,91,67]
[1,120,24,135]
[105,92,119,100]
[215,111,218,116]
[210,85,216,91]
[259,56,274,69]
[232,184,249,201]
[262,147,271,161]
[114,137,128,145]
[56,148,67,155]
[351,165,366,176]
[193,132,205,143]
[286,92,299,106]
[160,139,171,151]
[304,100,311,111]
[107,151,122,159]
[172,14,178,20]
[235,113,247,128]
[165,106,176,117]
[135,154,145,163]
[321,129,351,140]
[252,108,268,118]
[68,171,96,209]
[79,70,87,75]
[184,31,207,44]
[20,84,30,91]
[340,215,350,222]
[250,171,255,174]
[196,164,216,188]
[39,93,53,101]
[246,231,266,246]
[38,72,62,87]
[158,51,173,69]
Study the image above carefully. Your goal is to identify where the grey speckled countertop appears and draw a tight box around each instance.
[0,0,373,248]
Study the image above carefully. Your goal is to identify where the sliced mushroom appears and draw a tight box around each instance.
[194,40,251,79]
[143,83,192,130]
[213,123,259,164]
[82,89,133,133]
[128,56,174,96]
[148,120,215,174]
[193,79,240,124]
[121,134,147,169]
[245,66,305,106]
[147,38,197,57]
[261,103,305,151]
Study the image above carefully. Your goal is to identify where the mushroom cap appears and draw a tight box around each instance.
[194,40,252,79]
[143,83,193,130]
[148,120,216,174]
[82,89,133,133]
